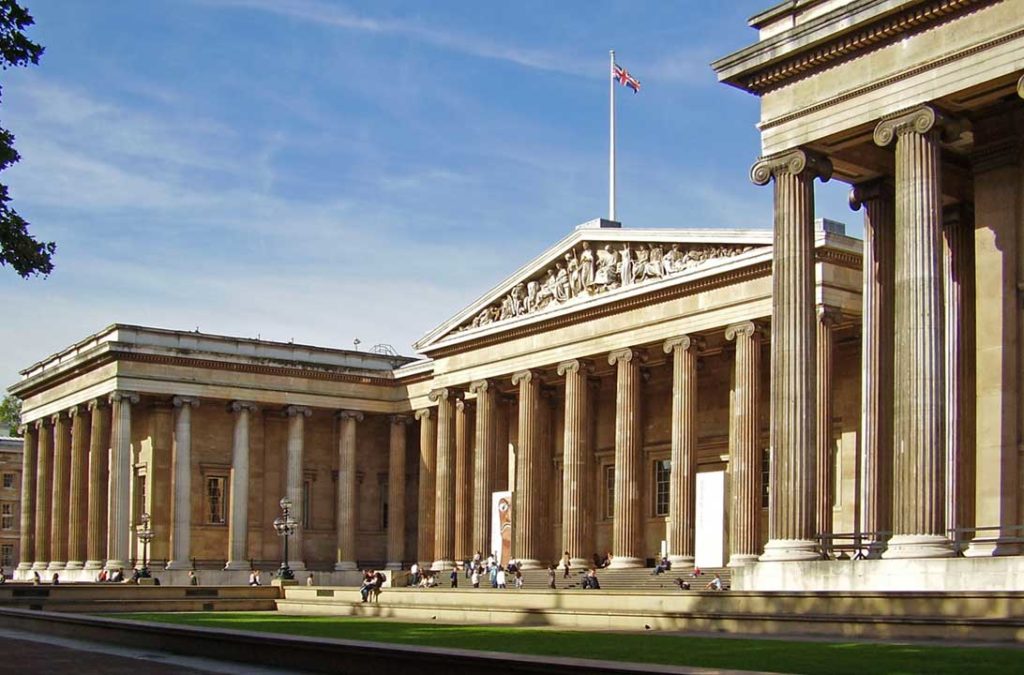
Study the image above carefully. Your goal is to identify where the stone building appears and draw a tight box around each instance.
[0,433,23,574]
[8,0,1024,590]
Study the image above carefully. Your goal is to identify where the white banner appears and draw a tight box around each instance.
[490,490,512,565]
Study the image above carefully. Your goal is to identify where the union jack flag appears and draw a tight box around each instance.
[613,64,641,93]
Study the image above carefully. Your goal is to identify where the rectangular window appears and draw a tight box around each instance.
[0,544,12,566]
[654,460,671,517]
[133,471,147,523]
[2,473,13,489]
[832,439,841,508]
[302,480,311,529]
[604,465,615,520]
[206,476,226,524]
[0,503,12,529]
[761,448,770,509]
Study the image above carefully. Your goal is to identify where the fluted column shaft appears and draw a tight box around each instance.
[851,180,895,552]
[226,401,256,570]
[66,406,90,569]
[335,410,363,571]
[106,391,138,570]
[815,308,839,545]
[415,409,437,563]
[512,371,544,569]
[662,338,699,566]
[431,388,459,569]
[285,406,311,570]
[49,411,71,569]
[454,399,474,562]
[85,400,110,570]
[17,424,37,570]
[32,419,52,569]
[752,148,830,562]
[609,348,645,568]
[876,106,957,558]
[558,361,593,568]
[386,415,411,569]
[166,397,198,570]
[470,380,497,559]
[726,323,763,566]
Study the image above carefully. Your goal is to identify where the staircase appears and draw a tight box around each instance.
[515,566,732,591]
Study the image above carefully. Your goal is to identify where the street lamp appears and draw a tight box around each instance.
[273,497,298,580]
[136,512,154,578]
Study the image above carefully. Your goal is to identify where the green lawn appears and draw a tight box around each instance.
[120,612,1022,675]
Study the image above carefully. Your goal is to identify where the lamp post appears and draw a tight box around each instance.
[274,497,298,580]
[136,512,154,578]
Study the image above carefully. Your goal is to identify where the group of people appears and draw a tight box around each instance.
[359,569,386,602]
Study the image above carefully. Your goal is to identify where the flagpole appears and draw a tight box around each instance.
[609,49,616,222]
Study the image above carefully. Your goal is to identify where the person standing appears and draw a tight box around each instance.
[561,551,571,579]
[410,562,420,587]
[450,567,459,588]
[547,564,556,589]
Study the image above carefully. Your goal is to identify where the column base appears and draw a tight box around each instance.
[224,560,251,571]
[47,561,66,571]
[84,560,105,571]
[668,555,694,569]
[65,561,84,571]
[105,560,128,571]
[287,560,307,571]
[31,561,49,571]
[514,558,545,571]
[964,540,1022,558]
[16,562,33,572]
[727,554,760,568]
[882,534,954,559]
[431,559,455,571]
[385,561,403,571]
[165,560,193,570]
[569,557,591,569]
[608,556,644,569]
[759,539,820,562]
[334,560,358,571]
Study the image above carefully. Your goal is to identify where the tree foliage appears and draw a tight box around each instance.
[0,394,21,435]
[0,0,52,278]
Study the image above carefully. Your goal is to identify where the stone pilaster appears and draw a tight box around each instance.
[815,307,840,546]
[454,399,474,562]
[608,347,645,568]
[557,360,594,568]
[751,147,831,562]
[17,424,36,571]
[106,391,139,570]
[663,337,701,568]
[166,396,199,570]
[66,405,90,570]
[850,179,895,554]
[225,401,257,570]
[84,399,110,570]
[386,414,412,569]
[335,409,363,571]
[415,408,436,564]
[725,323,763,566]
[875,105,964,558]
[430,388,459,570]
[48,411,71,570]
[32,418,52,570]
[285,405,311,570]
[469,380,497,559]
[512,370,544,569]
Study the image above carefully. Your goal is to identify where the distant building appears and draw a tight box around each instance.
[0,433,23,574]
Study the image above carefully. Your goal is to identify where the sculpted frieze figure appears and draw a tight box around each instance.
[454,240,755,334]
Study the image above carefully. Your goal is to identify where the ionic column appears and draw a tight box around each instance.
[875,106,964,558]
[32,418,52,570]
[225,401,257,570]
[415,409,436,564]
[850,179,895,554]
[469,380,497,559]
[386,415,412,569]
[66,405,90,570]
[663,337,700,568]
[49,411,71,570]
[815,308,840,547]
[285,405,311,571]
[165,396,199,569]
[512,370,544,569]
[106,391,139,570]
[335,410,363,571]
[84,399,110,570]
[454,399,474,562]
[608,348,645,568]
[17,424,37,571]
[725,323,763,566]
[557,360,594,568]
[430,388,459,570]
[751,147,831,562]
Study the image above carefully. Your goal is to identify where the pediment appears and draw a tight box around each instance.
[415,224,772,353]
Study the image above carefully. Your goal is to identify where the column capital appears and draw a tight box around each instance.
[455,398,475,413]
[608,347,646,367]
[285,405,312,418]
[511,369,541,386]
[468,379,495,395]
[428,387,463,403]
[414,408,433,422]
[86,398,108,413]
[336,409,364,422]
[67,404,86,419]
[556,358,593,377]
[33,417,49,431]
[849,178,894,211]
[725,321,764,342]
[1017,73,1024,99]
[874,105,968,147]
[49,410,67,424]
[750,148,832,186]
[109,391,139,405]
[389,414,412,426]
[229,400,257,413]
[816,305,842,327]
[173,395,200,409]
[662,335,705,355]
[17,423,27,436]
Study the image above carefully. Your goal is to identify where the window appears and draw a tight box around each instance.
[206,477,227,524]
[832,439,841,508]
[604,465,615,520]
[653,460,671,517]
[761,448,771,509]
[0,544,12,567]
[2,473,13,489]
[302,479,311,529]
[0,503,12,529]
[134,472,147,520]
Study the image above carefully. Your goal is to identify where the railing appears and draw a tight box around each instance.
[948,525,1024,556]
[815,531,891,560]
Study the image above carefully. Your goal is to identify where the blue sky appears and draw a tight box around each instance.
[0,0,856,387]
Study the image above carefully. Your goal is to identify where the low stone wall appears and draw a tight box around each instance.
[13,567,374,587]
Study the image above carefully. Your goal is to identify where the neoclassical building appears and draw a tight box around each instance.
[9,0,1024,590]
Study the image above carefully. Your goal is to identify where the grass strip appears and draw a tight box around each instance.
[119,611,1022,675]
